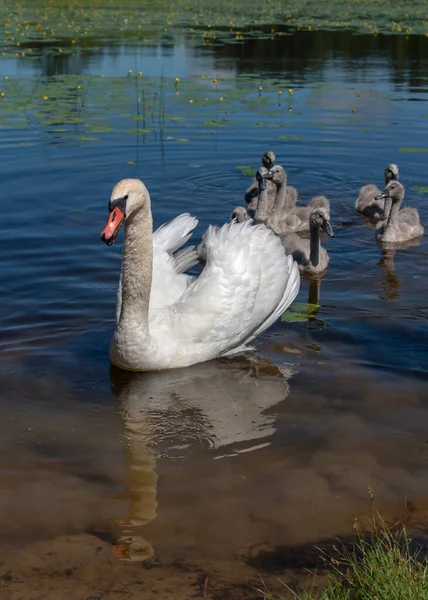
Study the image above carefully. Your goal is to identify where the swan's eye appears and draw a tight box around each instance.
[123,194,129,201]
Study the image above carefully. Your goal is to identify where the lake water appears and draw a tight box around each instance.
[1,4,428,598]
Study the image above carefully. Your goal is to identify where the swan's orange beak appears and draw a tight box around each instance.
[100,207,125,246]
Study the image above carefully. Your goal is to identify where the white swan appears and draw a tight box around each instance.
[355,164,399,218]
[375,181,424,243]
[279,207,335,274]
[196,206,250,264]
[100,178,300,371]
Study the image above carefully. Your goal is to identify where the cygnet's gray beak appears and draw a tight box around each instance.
[375,191,389,200]
[257,170,274,191]
[322,220,335,238]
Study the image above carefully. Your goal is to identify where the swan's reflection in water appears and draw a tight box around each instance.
[109,356,294,560]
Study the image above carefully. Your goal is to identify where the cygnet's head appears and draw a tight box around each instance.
[376,180,405,203]
[385,163,399,182]
[230,206,249,223]
[310,207,334,237]
[100,178,149,246]
[261,151,275,170]
[265,165,287,187]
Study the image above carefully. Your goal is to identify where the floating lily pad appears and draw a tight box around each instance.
[202,119,229,127]
[399,147,428,153]
[281,312,309,323]
[122,128,154,135]
[87,124,113,133]
[68,135,100,141]
[281,302,320,323]
[236,165,256,175]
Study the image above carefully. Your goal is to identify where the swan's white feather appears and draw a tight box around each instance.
[150,213,199,309]
[142,218,300,369]
[173,245,198,274]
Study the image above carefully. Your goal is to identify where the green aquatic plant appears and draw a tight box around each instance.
[281,302,319,323]
[0,72,303,144]
[1,0,427,60]
[399,147,428,153]
[235,165,256,175]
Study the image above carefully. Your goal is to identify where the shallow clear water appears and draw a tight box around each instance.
[1,10,428,596]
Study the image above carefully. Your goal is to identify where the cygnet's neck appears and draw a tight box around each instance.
[384,171,392,186]
[255,182,275,222]
[382,171,395,215]
[383,198,392,222]
[385,198,401,231]
[119,201,153,330]
[309,223,321,267]
[275,177,293,212]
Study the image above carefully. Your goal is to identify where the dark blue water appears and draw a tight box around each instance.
[1,27,428,588]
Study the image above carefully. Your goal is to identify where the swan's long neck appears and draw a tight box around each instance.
[309,223,320,267]
[119,203,153,330]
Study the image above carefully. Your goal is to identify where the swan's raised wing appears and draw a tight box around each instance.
[150,213,199,310]
[154,220,300,358]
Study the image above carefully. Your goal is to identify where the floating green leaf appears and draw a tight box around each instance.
[202,119,229,127]
[281,302,319,323]
[399,147,428,153]
[122,128,154,135]
[69,135,100,141]
[281,312,309,323]
[236,165,256,175]
[87,124,113,133]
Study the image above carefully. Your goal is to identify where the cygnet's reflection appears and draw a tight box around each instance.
[377,238,421,302]
[109,355,294,560]
[307,278,321,305]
